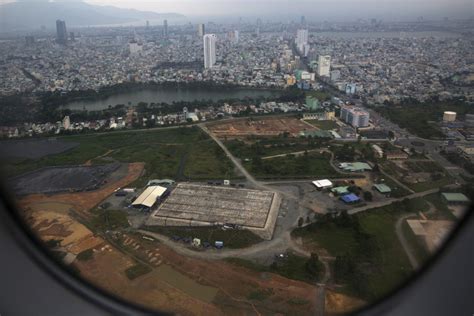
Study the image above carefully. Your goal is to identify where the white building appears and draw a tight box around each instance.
[62,116,70,130]
[317,55,331,77]
[443,111,457,122]
[128,42,142,55]
[340,105,370,128]
[295,29,308,54]
[203,34,217,69]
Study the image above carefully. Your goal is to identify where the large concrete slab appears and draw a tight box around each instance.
[147,183,281,240]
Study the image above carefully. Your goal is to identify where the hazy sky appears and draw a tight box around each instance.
[0,0,472,20]
[87,0,473,19]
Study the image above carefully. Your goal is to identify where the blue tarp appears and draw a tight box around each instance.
[340,193,360,203]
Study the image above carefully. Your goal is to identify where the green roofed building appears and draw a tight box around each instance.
[338,162,372,172]
[373,183,391,194]
[331,186,350,195]
[441,193,470,204]
[305,96,320,110]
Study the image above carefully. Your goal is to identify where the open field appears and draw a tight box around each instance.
[304,120,339,130]
[245,151,338,179]
[3,127,237,181]
[207,117,316,139]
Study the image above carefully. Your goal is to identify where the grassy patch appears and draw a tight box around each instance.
[5,127,237,181]
[223,258,268,272]
[76,249,94,261]
[144,226,263,249]
[304,120,338,130]
[287,297,310,305]
[247,288,274,301]
[125,263,152,280]
[90,209,130,231]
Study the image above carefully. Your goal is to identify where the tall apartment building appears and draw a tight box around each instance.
[56,20,67,45]
[203,34,217,69]
[197,23,205,37]
[340,106,370,128]
[317,55,331,77]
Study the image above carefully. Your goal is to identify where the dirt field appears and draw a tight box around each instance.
[325,290,365,315]
[208,117,316,139]
[77,232,323,315]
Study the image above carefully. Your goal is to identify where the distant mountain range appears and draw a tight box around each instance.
[0,0,185,31]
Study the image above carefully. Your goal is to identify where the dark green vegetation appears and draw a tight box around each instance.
[247,288,274,301]
[224,253,324,284]
[145,226,263,249]
[375,101,473,139]
[305,120,338,130]
[249,151,336,179]
[90,209,130,231]
[293,198,429,300]
[76,249,94,261]
[5,127,236,181]
[124,263,152,280]
[382,160,452,192]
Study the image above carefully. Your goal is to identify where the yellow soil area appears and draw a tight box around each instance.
[325,290,366,315]
[208,117,316,139]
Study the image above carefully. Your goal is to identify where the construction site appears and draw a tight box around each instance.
[207,116,315,139]
[146,183,281,240]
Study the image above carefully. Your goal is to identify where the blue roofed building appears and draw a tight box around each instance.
[340,193,360,204]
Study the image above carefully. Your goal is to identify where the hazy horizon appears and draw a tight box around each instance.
[0,0,473,21]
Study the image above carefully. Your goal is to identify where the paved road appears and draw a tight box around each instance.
[347,186,457,215]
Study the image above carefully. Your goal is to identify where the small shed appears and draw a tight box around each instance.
[312,179,333,189]
[373,183,392,194]
[340,193,361,204]
[331,186,350,195]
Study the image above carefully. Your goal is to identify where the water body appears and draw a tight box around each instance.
[314,31,463,38]
[63,86,281,111]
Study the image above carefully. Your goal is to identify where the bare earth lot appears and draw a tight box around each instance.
[208,117,316,139]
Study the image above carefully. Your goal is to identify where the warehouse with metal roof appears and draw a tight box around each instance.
[441,192,470,204]
[131,185,168,208]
